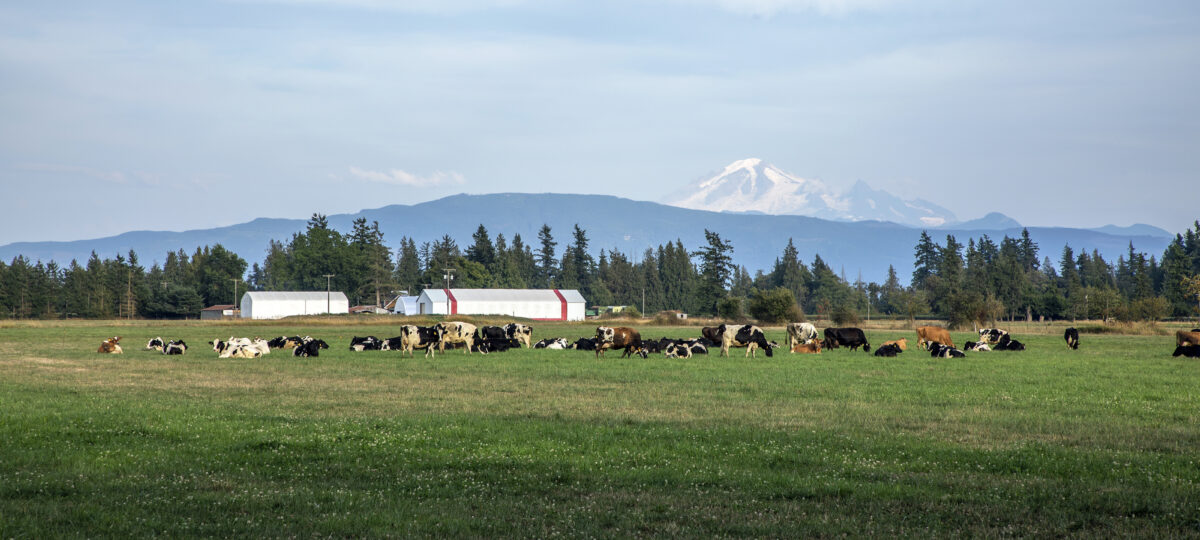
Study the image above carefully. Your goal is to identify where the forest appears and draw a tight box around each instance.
[1,213,1199,325]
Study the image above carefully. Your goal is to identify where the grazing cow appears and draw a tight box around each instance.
[533,338,570,349]
[663,341,693,359]
[978,328,1009,345]
[786,322,819,351]
[349,336,383,351]
[964,341,991,352]
[145,337,165,352]
[504,323,534,348]
[595,326,646,359]
[97,336,123,354]
[163,340,187,355]
[399,325,442,358]
[570,337,598,351]
[880,338,908,352]
[791,340,822,354]
[1175,330,1200,348]
[873,343,902,357]
[1064,328,1080,350]
[823,327,871,352]
[993,335,1026,351]
[701,326,725,344]
[293,339,328,357]
[721,324,774,358]
[915,326,953,350]
[1172,345,1200,358]
[436,322,478,353]
[928,342,966,358]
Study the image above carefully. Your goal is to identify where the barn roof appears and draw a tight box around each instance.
[243,291,348,302]
[421,289,585,303]
[202,304,235,311]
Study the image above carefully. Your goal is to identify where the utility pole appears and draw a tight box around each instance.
[443,269,455,314]
[323,274,335,314]
[231,278,240,315]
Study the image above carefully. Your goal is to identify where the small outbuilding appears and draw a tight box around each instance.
[416,289,586,321]
[200,304,238,320]
[239,291,349,320]
[388,295,420,315]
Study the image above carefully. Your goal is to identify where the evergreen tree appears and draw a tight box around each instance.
[466,224,496,268]
[912,231,940,290]
[535,225,558,288]
[394,237,422,294]
[691,230,734,315]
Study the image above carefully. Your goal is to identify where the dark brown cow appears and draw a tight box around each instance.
[916,326,954,350]
[701,326,724,344]
[595,326,645,359]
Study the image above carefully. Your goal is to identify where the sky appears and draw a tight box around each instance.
[1,0,1198,247]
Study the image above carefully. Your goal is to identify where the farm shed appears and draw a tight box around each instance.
[239,291,349,320]
[200,304,238,320]
[387,295,420,315]
[416,289,586,321]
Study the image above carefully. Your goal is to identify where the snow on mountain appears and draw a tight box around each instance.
[663,159,957,228]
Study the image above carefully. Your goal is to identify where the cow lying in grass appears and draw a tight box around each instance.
[929,342,966,358]
[98,336,123,354]
[1172,345,1200,358]
[873,343,902,357]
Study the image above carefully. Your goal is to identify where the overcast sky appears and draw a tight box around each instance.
[1,0,1197,247]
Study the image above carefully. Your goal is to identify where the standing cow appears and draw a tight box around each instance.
[1064,327,1080,350]
[823,327,871,352]
[437,322,478,353]
[786,322,819,352]
[505,323,534,348]
[915,326,953,350]
[721,324,774,358]
[595,326,646,359]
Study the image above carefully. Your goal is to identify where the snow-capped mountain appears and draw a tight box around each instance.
[663,159,958,228]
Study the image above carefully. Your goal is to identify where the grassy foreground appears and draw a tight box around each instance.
[1,320,1199,537]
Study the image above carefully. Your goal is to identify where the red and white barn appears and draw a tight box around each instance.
[416,289,586,321]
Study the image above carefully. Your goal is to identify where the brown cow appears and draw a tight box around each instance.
[1176,330,1200,348]
[596,326,646,359]
[881,338,908,351]
[916,326,953,350]
[97,336,123,354]
[790,340,821,354]
[701,326,724,344]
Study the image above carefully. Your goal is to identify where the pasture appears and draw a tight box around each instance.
[1,319,1198,537]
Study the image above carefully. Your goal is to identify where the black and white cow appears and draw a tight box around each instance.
[1064,328,1080,350]
[163,340,187,355]
[964,341,991,352]
[822,327,871,352]
[720,324,774,358]
[533,337,570,350]
[570,337,598,351]
[293,338,329,357]
[786,322,819,351]
[267,336,304,349]
[477,338,520,352]
[436,322,478,353]
[146,337,166,352]
[979,328,1009,345]
[504,323,533,348]
[349,336,383,351]
[399,325,442,358]
[929,342,966,358]
[663,341,693,359]
[993,334,1026,351]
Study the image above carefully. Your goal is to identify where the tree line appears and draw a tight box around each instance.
[2,214,1199,324]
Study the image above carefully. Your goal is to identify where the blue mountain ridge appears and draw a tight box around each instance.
[0,193,1174,284]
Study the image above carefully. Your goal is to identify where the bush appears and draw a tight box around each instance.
[831,304,861,326]
[716,297,744,321]
[748,288,802,323]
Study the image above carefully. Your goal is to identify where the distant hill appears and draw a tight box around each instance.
[0,193,1175,284]
[951,212,1023,231]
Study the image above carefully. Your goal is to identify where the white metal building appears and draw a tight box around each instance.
[416,289,586,321]
[239,291,350,320]
[388,295,420,315]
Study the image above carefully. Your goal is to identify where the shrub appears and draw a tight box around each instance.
[831,304,861,326]
[748,288,802,323]
[716,297,744,321]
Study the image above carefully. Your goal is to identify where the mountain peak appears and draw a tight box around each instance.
[664,159,956,227]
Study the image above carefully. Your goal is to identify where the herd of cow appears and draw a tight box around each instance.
[93,325,1200,360]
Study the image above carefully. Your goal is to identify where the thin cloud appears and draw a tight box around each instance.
[348,166,465,187]
[20,163,130,184]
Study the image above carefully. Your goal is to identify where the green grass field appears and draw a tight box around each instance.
[2,319,1199,537]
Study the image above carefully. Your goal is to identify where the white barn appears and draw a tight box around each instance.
[239,291,350,320]
[388,295,420,315]
[416,289,586,321]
